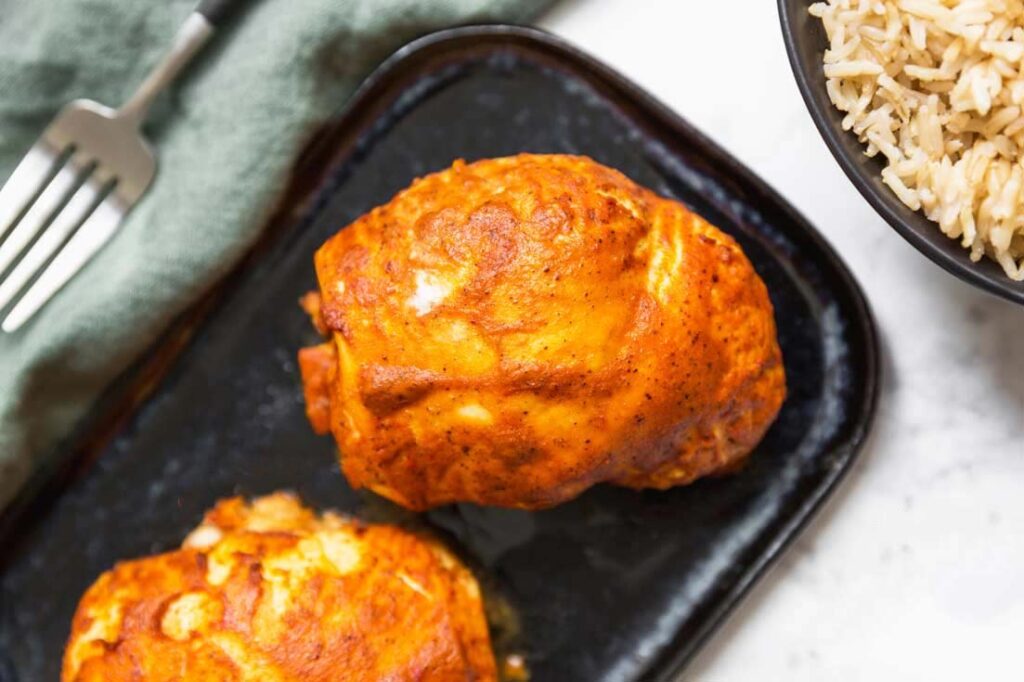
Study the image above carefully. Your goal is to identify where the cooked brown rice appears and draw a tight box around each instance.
[810,0,1024,280]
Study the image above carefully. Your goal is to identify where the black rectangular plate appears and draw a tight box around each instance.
[0,26,878,682]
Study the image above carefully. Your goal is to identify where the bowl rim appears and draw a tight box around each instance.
[777,0,1024,306]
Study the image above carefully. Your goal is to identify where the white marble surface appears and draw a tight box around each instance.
[541,1,1024,679]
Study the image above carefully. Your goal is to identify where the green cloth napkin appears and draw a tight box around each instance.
[0,0,553,510]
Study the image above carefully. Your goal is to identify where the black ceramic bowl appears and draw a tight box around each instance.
[778,0,1024,306]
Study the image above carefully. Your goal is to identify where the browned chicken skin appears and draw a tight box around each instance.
[300,154,786,510]
[63,494,496,681]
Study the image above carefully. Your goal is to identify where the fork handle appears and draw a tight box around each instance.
[118,0,251,125]
[197,0,250,27]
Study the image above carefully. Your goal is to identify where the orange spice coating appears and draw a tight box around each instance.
[300,154,786,510]
[62,493,496,681]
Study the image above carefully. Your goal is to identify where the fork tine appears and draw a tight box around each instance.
[2,195,124,333]
[0,153,85,275]
[0,144,65,244]
[0,175,108,313]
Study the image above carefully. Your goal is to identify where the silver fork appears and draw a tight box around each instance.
[0,0,247,333]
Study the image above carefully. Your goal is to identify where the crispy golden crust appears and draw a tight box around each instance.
[299,343,336,435]
[62,494,496,682]
[301,154,786,510]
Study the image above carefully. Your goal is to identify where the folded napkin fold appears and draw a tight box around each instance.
[0,0,553,510]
